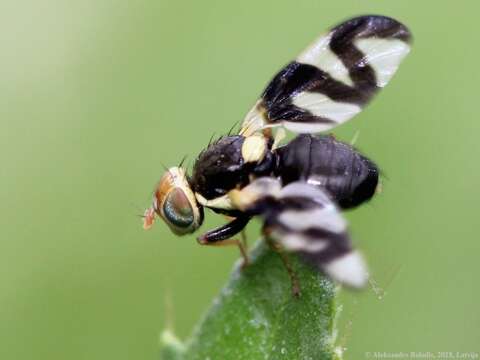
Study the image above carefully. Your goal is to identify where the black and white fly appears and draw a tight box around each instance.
[143,15,412,289]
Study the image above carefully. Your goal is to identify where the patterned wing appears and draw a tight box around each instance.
[230,178,368,287]
[240,15,412,136]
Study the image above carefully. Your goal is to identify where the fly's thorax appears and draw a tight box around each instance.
[191,134,276,212]
[143,167,203,235]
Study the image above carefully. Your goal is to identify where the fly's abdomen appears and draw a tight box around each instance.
[274,134,379,209]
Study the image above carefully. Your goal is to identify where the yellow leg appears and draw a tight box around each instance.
[200,237,249,270]
[237,237,249,270]
[265,236,300,297]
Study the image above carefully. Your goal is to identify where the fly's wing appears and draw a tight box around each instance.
[231,178,368,288]
[240,15,412,136]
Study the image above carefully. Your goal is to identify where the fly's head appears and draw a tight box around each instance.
[143,167,203,235]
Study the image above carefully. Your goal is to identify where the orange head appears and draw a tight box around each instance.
[143,167,203,235]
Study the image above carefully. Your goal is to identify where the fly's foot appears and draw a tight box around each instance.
[291,278,301,298]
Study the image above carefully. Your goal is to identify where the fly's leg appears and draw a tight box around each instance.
[198,217,251,269]
[238,230,249,268]
[236,235,249,270]
[199,238,250,270]
[264,233,301,297]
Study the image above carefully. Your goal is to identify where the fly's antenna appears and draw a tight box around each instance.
[131,202,147,218]
[131,199,150,211]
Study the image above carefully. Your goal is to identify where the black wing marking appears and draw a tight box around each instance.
[240,15,412,136]
[232,178,368,287]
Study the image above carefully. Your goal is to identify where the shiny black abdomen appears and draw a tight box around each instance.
[274,134,379,209]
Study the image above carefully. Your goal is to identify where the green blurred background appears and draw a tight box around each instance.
[1,0,479,359]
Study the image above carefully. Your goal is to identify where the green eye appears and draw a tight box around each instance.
[163,188,194,228]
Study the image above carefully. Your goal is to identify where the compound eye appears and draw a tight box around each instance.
[162,188,194,230]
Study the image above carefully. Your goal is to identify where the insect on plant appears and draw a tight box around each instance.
[143,15,412,293]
